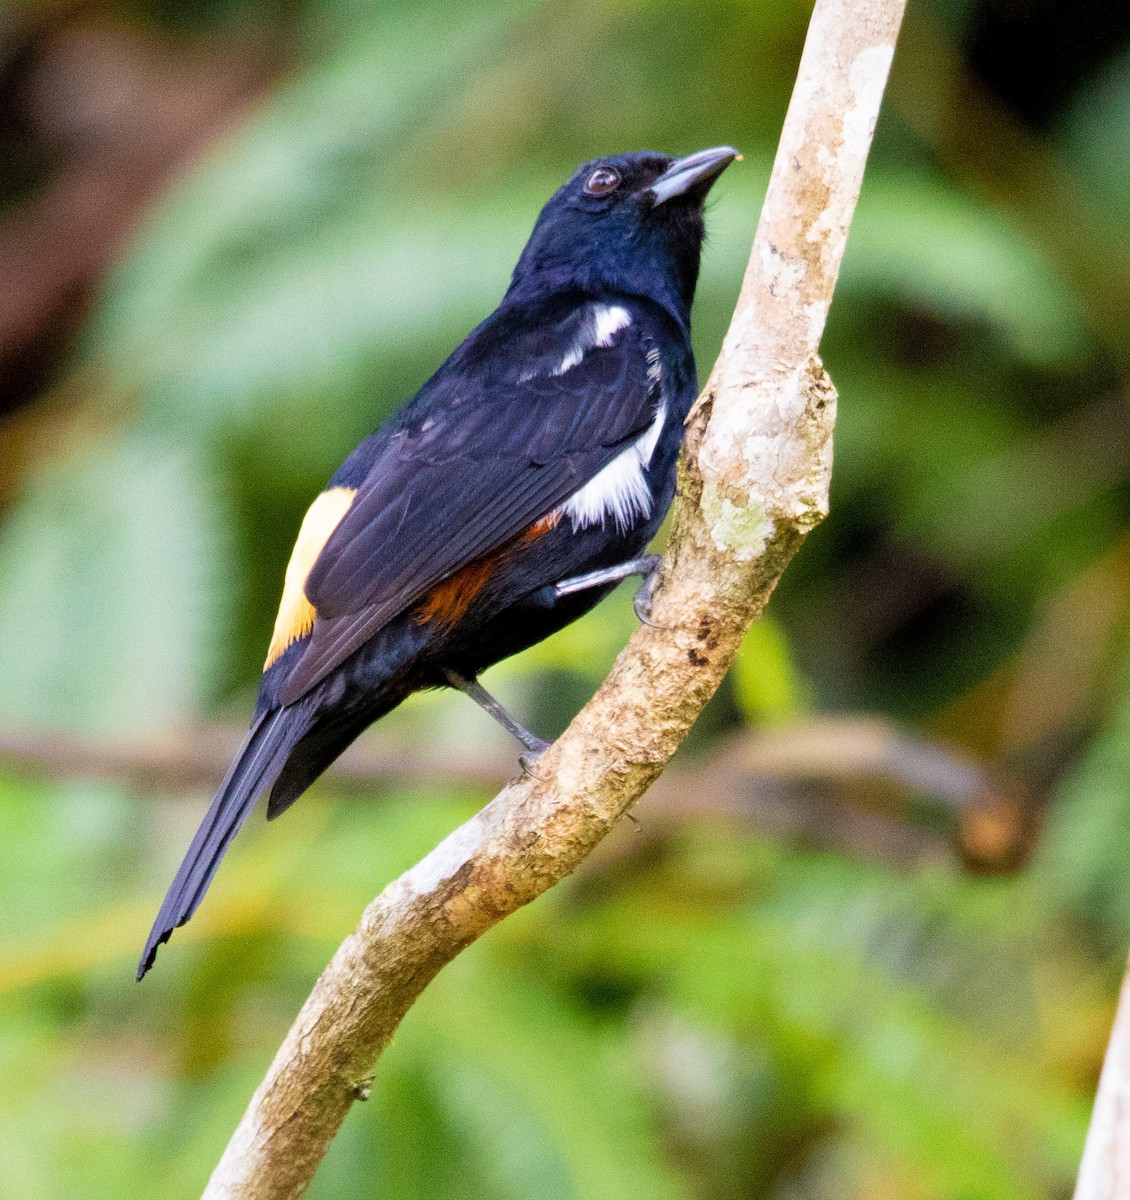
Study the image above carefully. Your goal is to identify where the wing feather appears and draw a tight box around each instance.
[275,297,660,705]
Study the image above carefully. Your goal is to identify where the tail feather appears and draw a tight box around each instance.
[137,708,304,980]
[266,699,402,820]
[266,718,360,821]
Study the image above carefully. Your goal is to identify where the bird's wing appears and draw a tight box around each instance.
[273,299,660,705]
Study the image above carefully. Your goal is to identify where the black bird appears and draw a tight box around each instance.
[138,145,738,978]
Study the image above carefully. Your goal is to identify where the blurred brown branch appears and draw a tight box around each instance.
[0,714,1029,869]
[0,722,502,792]
[197,0,907,1195]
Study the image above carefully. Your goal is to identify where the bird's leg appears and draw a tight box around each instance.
[441,669,551,767]
[553,554,662,625]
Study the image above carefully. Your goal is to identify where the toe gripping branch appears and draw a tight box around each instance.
[553,555,662,625]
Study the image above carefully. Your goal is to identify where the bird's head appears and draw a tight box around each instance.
[508,146,739,328]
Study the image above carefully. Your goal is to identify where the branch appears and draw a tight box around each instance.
[1,715,1027,869]
[1075,956,1130,1200]
[0,723,507,792]
[0,713,1001,814]
[204,1,907,1194]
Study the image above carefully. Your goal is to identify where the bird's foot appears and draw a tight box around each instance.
[632,558,663,627]
[553,554,665,626]
[518,739,551,778]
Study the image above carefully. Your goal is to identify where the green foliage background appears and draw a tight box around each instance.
[2,0,1130,1196]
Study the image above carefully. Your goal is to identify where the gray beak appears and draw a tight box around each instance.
[647,145,740,205]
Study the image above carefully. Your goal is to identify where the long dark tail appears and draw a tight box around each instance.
[265,694,406,820]
[137,707,307,980]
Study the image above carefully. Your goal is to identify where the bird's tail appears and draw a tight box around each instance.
[136,707,306,980]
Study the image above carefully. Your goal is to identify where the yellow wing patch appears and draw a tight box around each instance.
[264,486,357,671]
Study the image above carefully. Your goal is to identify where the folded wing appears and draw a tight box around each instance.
[275,297,661,705]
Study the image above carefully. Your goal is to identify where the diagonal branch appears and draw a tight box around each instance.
[1075,956,1130,1198]
[203,1,907,1195]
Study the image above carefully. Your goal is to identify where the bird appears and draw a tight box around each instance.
[137,145,739,979]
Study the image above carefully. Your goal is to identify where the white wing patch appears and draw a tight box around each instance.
[562,401,667,533]
[519,303,633,381]
[592,304,632,347]
[515,301,662,533]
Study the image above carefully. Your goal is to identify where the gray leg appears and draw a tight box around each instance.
[442,668,550,760]
[553,554,662,625]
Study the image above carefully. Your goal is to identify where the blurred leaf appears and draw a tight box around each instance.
[1034,642,1130,946]
[90,2,543,439]
[842,173,1089,368]
[732,616,808,726]
[548,836,1090,1199]
[0,432,233,734]
[1062,45,1130,231]
[410,955,691,1200]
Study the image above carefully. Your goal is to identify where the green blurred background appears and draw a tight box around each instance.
[3,0,1130,1195]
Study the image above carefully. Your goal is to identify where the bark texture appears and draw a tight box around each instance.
[204,0,907,1194]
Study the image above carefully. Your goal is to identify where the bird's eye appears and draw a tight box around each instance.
[584,167,621,196]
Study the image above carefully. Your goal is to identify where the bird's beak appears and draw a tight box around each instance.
[647,145,741,206]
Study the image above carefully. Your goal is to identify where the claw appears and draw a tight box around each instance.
[633,560,665,628]
[633,587,659,627]
[519,742,550,779]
